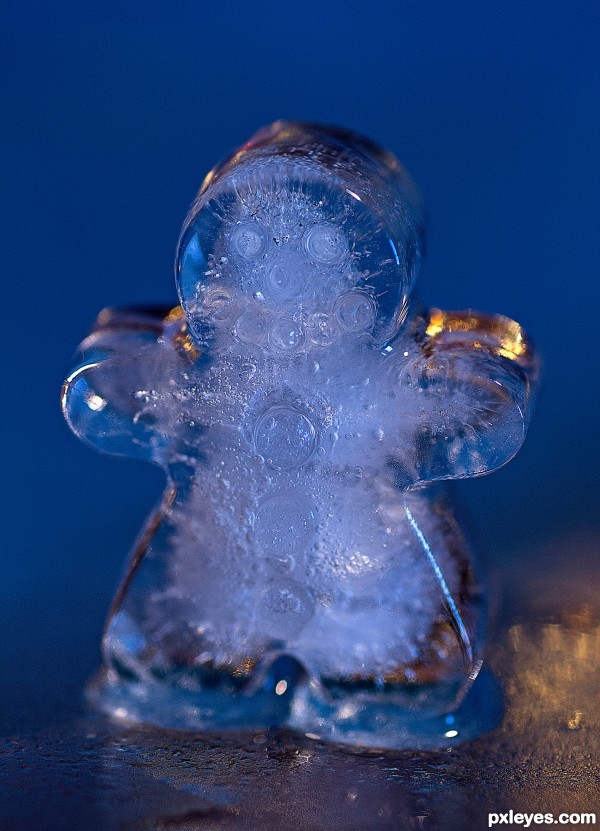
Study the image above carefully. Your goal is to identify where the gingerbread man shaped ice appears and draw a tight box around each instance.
[63,122,539,748]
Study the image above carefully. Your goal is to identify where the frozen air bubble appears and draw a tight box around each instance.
[239,363,256,382]
[304,222,348,265]
[266,255,307,299]
[335,290,376,333]
[269,318,305,352]
[254,405,317,469]
[256,580,314,638]
[234,309,268,344]
[307,312,339,347]
[253,493,317,557]
[201,286,236,323]
[230,220,268,261]
[264,551,296,576]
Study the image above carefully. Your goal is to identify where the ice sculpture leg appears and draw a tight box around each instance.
[91,477,488,747]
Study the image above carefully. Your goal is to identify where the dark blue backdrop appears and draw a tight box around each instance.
[2,1,599,725]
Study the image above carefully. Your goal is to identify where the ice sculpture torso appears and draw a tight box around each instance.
[62,122,539,748]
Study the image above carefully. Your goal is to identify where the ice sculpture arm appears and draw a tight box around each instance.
[397,309,540,486]
[61,306,194,463]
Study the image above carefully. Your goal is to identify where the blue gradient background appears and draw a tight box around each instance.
[1,1,599,725]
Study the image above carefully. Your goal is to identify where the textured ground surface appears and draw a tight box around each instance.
[2,531,598,831]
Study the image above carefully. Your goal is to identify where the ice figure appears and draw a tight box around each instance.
[62,122,539,748]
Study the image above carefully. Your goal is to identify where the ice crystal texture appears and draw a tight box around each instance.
[62,122,539,748]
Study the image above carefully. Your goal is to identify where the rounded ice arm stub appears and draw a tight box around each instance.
[61,306,198,463]
[391,309,540,487]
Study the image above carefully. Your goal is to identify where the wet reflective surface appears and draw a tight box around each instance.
[2,531,598,830]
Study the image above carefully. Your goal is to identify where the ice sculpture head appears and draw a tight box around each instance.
[176,121,426,349]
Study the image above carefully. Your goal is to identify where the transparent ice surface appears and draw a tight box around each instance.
[62,121,539,748]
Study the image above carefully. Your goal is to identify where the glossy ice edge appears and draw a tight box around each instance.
[87,662,502,751]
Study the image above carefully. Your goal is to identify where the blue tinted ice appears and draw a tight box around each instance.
[62,121,539,748]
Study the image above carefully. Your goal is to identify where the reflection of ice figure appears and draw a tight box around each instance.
[62,122,538,748]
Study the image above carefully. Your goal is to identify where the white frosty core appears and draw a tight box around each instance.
[253,493,317,558]
[90,142,501,691]
[157,174,466,680]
